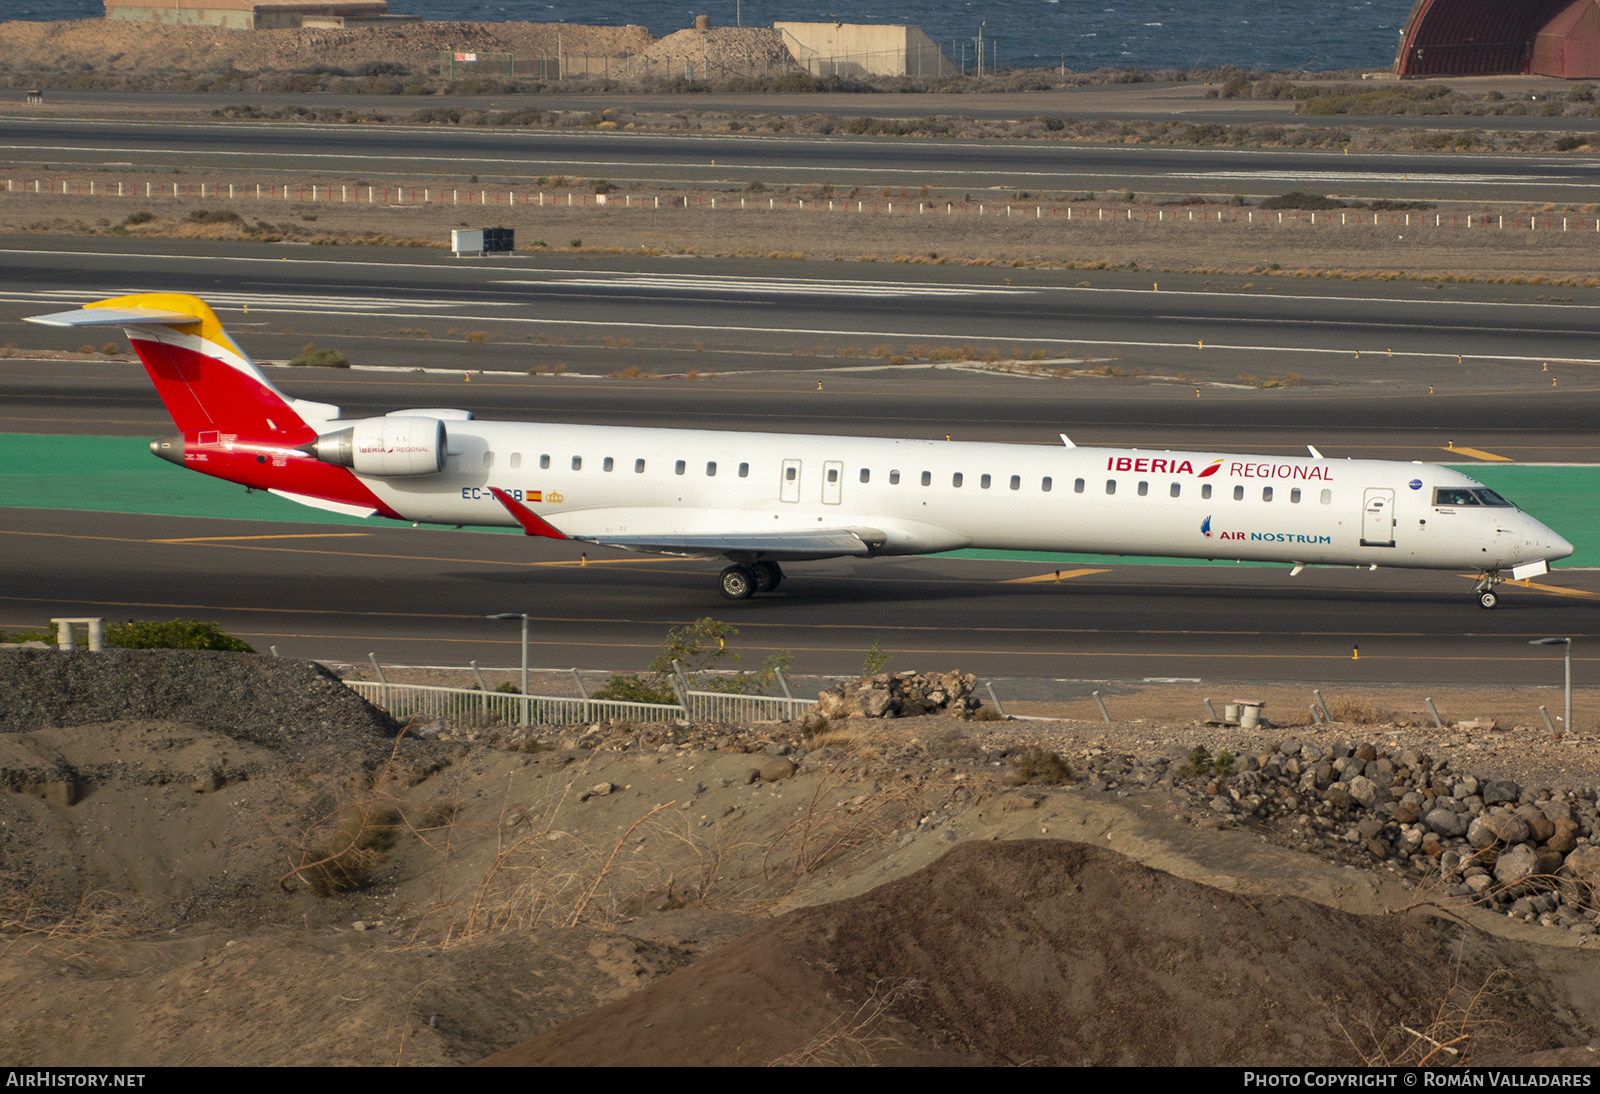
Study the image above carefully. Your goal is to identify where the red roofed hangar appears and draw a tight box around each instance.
[1395,0,1600,77]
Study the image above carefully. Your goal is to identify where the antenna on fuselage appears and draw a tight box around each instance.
[1060,434,1075,448]
[1306,445,1323,458]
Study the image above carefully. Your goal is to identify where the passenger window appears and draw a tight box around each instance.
[539,454,550,469]
[1201,484,1212,500]
[1320,489,1332,504]
[739,463,749,478]
[1011,475,1022,491]
[603,457,614,472]
[707,462,717,476]
[1137,481,1148,497]
[510,453,522,469]
[890,470,901,485]
[1170,483,1181,498]
[1105,480,1116,495]
[921,471,931,486]
[1041,477,1052,492]
[952,472,963,488]
[860,468,870,483]
[1262,487,1273,502]
[1233,486,1244,501]
[571,456,582,471]
[1290,488,1301,503]
[635,459,645,473]
[483,450,494,468]
[676,460,687,476]
[980,474,991,489]
[1073,478,1084,493]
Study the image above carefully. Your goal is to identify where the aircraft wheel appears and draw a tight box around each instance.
[752,561,783,592]
[719,565,755,600]
[1478,590,1498,610]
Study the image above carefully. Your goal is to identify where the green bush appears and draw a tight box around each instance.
[288,344,350,368]
[106,618,254,652]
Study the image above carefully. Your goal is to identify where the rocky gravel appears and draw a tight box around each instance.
[0,647,397,752]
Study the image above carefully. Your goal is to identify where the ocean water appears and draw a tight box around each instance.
[28,0,1411,72]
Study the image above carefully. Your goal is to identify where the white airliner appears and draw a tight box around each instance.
[27,293,1572,607]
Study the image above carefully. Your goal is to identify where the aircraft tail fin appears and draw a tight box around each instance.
[25,293,325,439]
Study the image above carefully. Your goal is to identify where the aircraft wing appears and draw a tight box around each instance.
[579,528,884,559]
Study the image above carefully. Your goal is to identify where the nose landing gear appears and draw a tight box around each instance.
[1473,570,1501,609]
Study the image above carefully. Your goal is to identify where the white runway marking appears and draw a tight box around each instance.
[496,275,1033,297]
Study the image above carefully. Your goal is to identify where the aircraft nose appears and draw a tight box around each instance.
[1532,516,1574,561]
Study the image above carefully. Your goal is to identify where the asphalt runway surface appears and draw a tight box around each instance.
[6,114,1600,203]
[3,506,1597,686]
[3,240,1597,685]
[4,238,1600,385]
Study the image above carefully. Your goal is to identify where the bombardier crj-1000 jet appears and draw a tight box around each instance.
[27,294,1574,607]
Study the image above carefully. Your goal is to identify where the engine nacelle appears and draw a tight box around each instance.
[305,416,447,477]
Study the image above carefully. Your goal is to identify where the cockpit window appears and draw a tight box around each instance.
[1434,487,1513,508]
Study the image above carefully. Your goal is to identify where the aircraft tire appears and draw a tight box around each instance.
[720,565,755,600]
[1478,590,1498,609]
[752,561,782,592]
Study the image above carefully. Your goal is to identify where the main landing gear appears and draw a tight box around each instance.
[1473,570,1501,610]
[719,562,784,600]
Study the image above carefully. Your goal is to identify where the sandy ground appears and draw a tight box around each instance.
[5,650,1600,1066]
[6,182,1600,286]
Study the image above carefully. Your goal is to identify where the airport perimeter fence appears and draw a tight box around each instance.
[7,177,1600,235]
[343,675,817,728]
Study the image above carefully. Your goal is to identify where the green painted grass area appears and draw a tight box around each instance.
[0,434,376,526]
[2,436,1595,566]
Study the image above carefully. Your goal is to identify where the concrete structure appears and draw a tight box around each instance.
[775,22,958,78]
[104,0,391,30]
[1394,0,1600,78]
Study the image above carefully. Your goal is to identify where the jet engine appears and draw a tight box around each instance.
[303,416,447,477]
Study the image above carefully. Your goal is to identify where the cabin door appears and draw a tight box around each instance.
[1361,488,1395,547]
[821,460,843,504]
[780,459,802,503]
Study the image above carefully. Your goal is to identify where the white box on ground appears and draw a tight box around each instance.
[451,228,484,256]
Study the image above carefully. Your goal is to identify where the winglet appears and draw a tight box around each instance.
[488,487,568,540]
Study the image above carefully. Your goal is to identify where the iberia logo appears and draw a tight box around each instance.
[1201,515,1213,538]
[546,491,564,503]
[1197,459,1224,478]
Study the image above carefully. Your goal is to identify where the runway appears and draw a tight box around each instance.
[4,238,1600,383]
[6,114,1600,203]
[3,506,1597,685]
[2,240,1596,686]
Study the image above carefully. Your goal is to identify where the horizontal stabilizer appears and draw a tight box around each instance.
[24,306,202,329]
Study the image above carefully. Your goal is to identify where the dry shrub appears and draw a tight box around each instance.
[0,888,144,962]
[465,331,488,343]
[1009,747,1074,786]
[1323,696,1386,725]
[762,755,912,881]
[767,978,921,1066]
[1338,958,1513,1066]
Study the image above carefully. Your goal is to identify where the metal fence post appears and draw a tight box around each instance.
[984,681,1006,717]
[1092,690,1111,723]
[775,667,795,718]
[369,652,388,710]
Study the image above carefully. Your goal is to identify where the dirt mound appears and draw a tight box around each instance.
[635,27,798,81]
[483,840,1572,1066]
[0,648,397,751]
